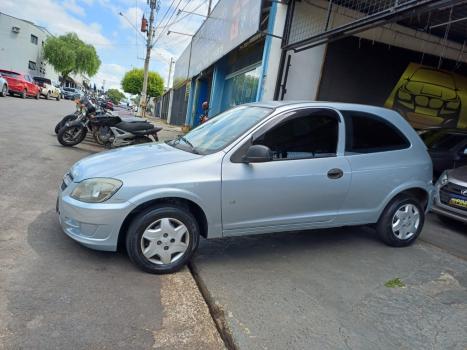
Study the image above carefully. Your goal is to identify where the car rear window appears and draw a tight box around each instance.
[342,111,410,154]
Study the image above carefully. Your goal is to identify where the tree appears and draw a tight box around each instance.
[43,33,101,82]
[106,89,126,104]
[121,68,164,98]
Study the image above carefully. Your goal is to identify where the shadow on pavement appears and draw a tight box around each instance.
[4,209,163,349]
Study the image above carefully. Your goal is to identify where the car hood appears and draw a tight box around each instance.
[448,166,467,183]
[70,143,201,181]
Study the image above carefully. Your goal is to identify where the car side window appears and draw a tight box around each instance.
[342,111,410,154]
[253,110,339,160]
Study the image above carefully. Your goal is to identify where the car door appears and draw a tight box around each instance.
[221,107,351,236]
[25,75,37,95]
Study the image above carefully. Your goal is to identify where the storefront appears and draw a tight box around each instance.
[170,0,282,127]
[276,0,467,129]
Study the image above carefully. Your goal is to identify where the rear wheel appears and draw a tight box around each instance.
[35,92,40,100]
[21,89,27,99]
[1,84,7,97]
[57,125,87,146]
[126,205,200,274]
[133,136,152,144]
[376,195,425,247]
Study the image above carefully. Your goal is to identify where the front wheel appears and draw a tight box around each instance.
[1,84,7,97]
[35,92,40,100]
[21,89,27,99]
[57,125,87,146]
[54,114,77,134]
[56,94,60,101]
[126,205,200,274]
[376,195,425,247]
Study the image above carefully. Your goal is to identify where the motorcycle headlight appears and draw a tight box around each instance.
[71,178,122,203]
[437,171,449,187]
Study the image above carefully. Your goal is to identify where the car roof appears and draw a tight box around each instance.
[246,100,397,115]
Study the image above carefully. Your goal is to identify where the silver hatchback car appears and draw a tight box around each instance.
[57,102,434,273]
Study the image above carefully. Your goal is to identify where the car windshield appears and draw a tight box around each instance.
[422,130,466,151]
[168,106,272,155]
[63,88,74,92]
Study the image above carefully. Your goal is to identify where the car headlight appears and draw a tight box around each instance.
[437,171,449,187]
[70,178,122,203]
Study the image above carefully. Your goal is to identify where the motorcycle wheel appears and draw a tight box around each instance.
[92,129,105,145]
[133,136,152,144]
[57,125,87,147]
[55,114,77,134]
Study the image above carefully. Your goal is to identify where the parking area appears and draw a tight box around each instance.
[0,96,222,350]
[0,96,465,349]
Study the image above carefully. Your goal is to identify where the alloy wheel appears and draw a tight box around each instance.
[140,217,190,265]
[391,204,420,240]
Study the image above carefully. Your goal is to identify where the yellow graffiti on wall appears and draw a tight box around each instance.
[385,63,467,129]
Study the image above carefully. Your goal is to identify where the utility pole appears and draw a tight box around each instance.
[140,0,157,117]
[167,57,174,90]
[208,0,212,15]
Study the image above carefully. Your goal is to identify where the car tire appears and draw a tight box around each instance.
[35,92,40,100]
[126,205,200,274]
[21,89,27,99]
[56,94,60,101]
[0,84,7,97]
[46,92,50,100]
[376,195,425,247]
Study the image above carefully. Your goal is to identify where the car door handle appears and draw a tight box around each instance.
[327,168,343,179]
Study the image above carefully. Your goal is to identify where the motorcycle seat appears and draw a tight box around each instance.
[116,121,154,132]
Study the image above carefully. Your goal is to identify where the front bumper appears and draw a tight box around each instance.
[57,189,134,251]
[432,184,467,224]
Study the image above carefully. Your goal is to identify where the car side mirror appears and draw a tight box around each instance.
[242,145,273,163]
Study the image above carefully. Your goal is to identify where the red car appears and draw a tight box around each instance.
[0,69,40,99]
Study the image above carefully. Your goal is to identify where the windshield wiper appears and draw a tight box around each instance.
[172,136,199,154]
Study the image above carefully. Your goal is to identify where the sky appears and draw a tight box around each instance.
[1,0,217,91]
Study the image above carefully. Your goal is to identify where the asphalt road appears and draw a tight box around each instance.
[0,96,223,350]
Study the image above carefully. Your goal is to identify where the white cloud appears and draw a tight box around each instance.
[92,63,127,90]
[2,0,111,47]
[119,6,144,30]
[63,0,86,16]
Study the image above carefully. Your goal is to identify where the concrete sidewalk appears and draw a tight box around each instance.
[192,225,467,350]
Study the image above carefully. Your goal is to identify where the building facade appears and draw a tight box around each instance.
[0,12,59,82]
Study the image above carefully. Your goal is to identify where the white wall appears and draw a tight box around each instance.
[280,0,467,101]
[0,13,59,81]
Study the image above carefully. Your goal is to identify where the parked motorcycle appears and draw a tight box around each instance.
[57,97,161,148]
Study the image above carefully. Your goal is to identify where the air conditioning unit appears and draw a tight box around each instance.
[12,26,20,33]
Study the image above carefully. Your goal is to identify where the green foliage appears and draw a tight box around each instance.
[43,33,101,79]
[384,278,405,288]
[121,68,164,98]
[106,89,125,104]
